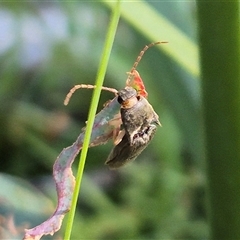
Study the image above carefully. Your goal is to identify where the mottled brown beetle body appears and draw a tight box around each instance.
[105,87,161,169]
[64,42,166,169]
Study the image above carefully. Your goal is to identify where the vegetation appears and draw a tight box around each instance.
[1,1,238,239]
[197,1,240,239]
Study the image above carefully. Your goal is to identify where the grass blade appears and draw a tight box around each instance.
[64,1,121,239]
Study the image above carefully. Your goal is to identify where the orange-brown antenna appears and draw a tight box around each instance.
[64,84,118,106]
[64,41,167,106]
[129,41,168,74]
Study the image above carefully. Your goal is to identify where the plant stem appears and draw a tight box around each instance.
[64,1,121,239]
[197,1,240,239]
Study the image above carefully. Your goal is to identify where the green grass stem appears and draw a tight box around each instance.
[197,1,240,239]
[63,1,121,239]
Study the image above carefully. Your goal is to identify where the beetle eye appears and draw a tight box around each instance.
[117,96,123,104]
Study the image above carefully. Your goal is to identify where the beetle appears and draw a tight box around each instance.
[64,41,167,168]
[105,84,161,169]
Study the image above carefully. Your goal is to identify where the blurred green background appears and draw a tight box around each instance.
[0,1,207,239]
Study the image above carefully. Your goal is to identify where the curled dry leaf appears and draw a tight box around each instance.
[23,98,120,240]
[23,41,166,240]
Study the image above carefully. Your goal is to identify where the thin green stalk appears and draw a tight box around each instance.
[64,1,121,239]
[197,1,240,239]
